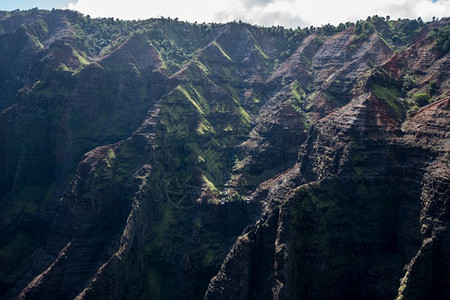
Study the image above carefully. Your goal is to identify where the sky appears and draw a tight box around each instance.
[1,0,449,28]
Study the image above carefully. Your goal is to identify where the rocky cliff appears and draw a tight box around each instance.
[0,9,449,299]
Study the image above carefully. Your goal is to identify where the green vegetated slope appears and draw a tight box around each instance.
[0,8,449,299]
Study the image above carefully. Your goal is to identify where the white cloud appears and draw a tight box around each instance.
[66,0,450,28]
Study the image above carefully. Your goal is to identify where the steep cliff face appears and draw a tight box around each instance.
[205,22,450,300]
[0,9,449,300]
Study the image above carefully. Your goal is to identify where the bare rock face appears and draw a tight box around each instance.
[395,99,450,299]
[0,10,449,300]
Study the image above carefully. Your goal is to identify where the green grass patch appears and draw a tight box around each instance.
[195,60,210,75]
[247,30,269,60]
[412,92,430,106]
[202,175,221,198]
[213,41,232,61]
[29,34,44,49]
[371,83,404,120]
[149,41,167,69]
[237,106,251,126]
[72,49,90,66]
[37,85,70,98]
[291,80,306,104]
[202,249,215,265]
[196,119,216,135]
[177,85,205,114]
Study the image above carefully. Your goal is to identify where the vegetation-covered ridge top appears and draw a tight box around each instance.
[1,8,448,75]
